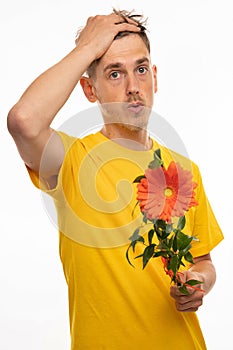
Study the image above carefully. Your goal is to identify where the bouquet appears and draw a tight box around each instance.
[126,149,203,294]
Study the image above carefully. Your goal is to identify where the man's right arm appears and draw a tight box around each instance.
[7,13,141,187]
[7,46,92,180]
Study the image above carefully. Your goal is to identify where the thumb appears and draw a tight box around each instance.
[180,269,203,294]
[177,270,197,295]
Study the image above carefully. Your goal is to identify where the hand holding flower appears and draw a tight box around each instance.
[170,268,205,312]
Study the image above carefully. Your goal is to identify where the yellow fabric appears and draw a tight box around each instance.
[27,131,223,350]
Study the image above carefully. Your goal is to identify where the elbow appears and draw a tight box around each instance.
[7,104,39,139]
[7,105,21,136]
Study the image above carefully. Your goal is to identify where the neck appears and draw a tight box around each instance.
[100,123,152,151]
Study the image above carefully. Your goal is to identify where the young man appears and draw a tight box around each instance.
[7,9,223,350]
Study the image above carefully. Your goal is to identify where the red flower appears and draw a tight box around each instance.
[136,161,198,223]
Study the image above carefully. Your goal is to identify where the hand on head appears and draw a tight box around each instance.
[75,9,145,61]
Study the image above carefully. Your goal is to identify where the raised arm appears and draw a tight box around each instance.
[7,47,90,183]
[7,13,141,186]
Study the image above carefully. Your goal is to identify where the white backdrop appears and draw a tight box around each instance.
[1,0,232,349]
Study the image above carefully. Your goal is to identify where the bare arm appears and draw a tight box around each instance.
[7,47,90,178]
[170,253,216,312]
[7,13,141,184]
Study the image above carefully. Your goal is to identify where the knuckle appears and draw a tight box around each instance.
[176,303,182,311]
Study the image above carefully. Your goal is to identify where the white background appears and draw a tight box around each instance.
[1,0,232,349]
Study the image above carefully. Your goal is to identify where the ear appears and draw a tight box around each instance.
[152,65,158,93]
[80,76,97,103]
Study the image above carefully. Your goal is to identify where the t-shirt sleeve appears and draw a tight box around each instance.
[26,131,76,199]
[190,163,224,257]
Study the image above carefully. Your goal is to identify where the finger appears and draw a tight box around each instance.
[172,289,204,310]
[177,305,199,313]
[114,22,141,33]
[175,297,203,312]
[111,11,142,27]
[170,285,195,298]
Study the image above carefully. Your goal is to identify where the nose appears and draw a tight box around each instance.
[126,74,139,96]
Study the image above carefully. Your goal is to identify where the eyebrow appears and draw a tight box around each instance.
[103,57,150,72]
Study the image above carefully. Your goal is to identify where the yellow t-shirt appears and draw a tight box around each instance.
[27,131,223,350]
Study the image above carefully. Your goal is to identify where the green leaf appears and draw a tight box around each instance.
[154,219,167,239]
[133,175,146,183]
[168,255,179,275]
[127,229,145,261]
[180,244,192,255]
[185,279,202,286]
[173,234,177,252]
[153,251,168,258]
[142,244,156,269]
[184,251,194,264]
[166,223,173,234]
[130,239,139,252]
[158,240,170,252]
[176,231,193,251]
[180,260,186,267]
[177,216,186,230]
[166,237,173,249]
[134,253,144,259]
[154,149,163,165]
[129,227,140,242]
[156,219,167,230]
[178,285,189,295]
[155,148,162,159]
[143,213,148,224]
[148,149,163,169]
[161,231,170,240]
[148,229,155,245]
[126,244,135,267]
[131,201,139,217]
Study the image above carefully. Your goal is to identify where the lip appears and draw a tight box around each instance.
[127,102,144,114]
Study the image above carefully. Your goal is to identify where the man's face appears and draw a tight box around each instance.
[88,34,157,130]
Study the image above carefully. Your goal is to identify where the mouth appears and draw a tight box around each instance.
[127,102,144,114]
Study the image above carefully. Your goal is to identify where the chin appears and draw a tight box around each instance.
[119,120,148,133]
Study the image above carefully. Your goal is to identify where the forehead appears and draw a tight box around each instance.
[98,34,151,70]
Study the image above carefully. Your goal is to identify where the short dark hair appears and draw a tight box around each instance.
[85,9,150,78]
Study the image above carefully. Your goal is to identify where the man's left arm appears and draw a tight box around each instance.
[170,253,216,312]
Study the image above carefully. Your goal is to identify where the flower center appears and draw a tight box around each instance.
[164,187,173,198]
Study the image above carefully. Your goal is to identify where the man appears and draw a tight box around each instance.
[7,9,223,350]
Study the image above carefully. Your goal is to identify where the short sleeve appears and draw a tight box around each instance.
[26,131,76,198]
[190,164,224,257]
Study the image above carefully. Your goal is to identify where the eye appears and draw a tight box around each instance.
[109,71,120,79]
[137,66,148,74]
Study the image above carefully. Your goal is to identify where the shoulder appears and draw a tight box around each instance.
[57,130,105,160]
[152,140,201,179]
